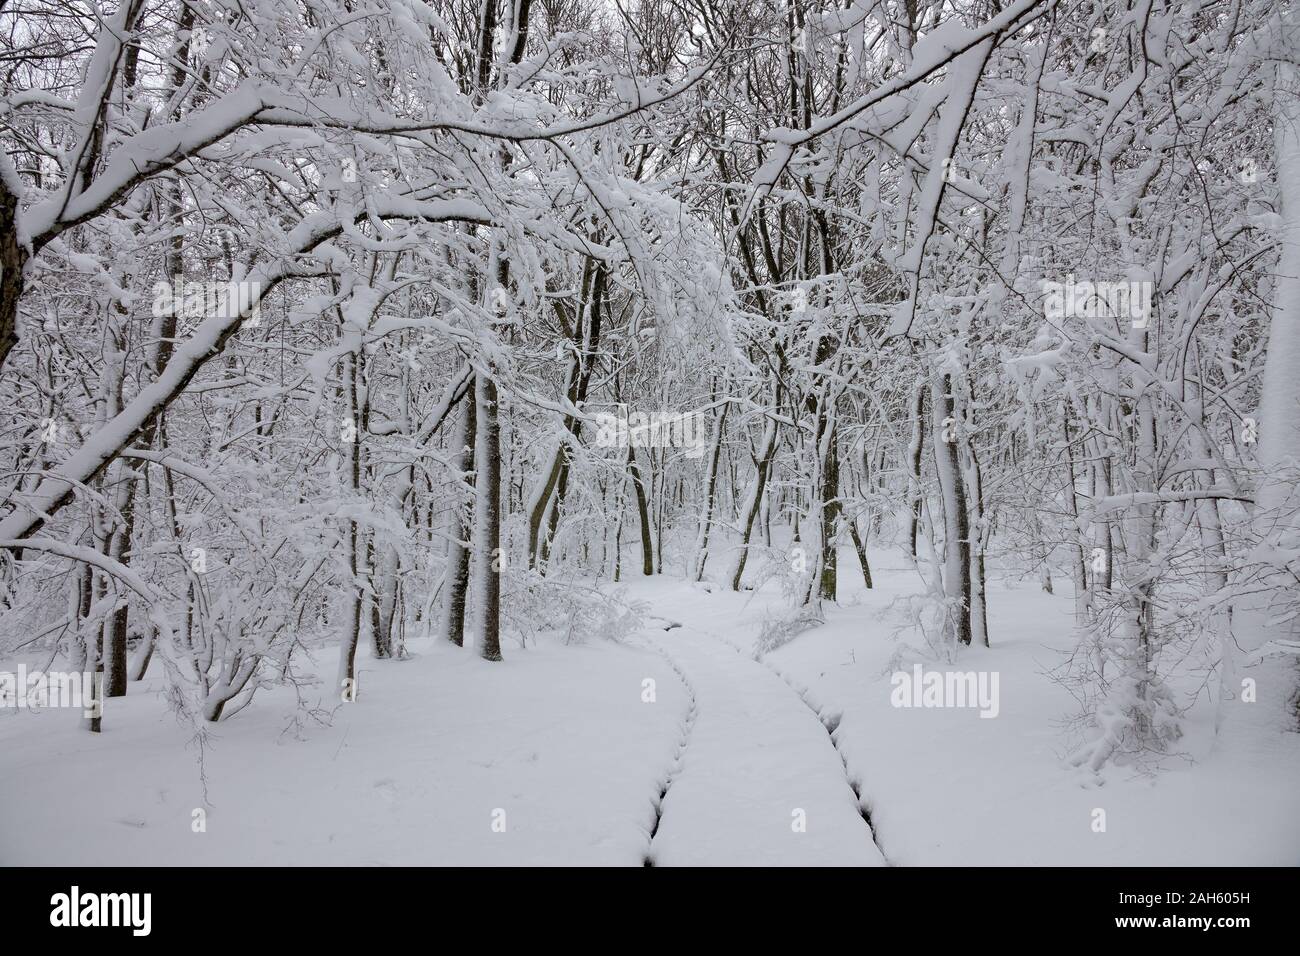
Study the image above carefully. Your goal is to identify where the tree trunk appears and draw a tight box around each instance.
[907,381,926,561]
[932,375,972,647]
[816,412,840,602]
[444,384,477,647]
[848,517,873,589]
[1258,42,1300,521]
[730,412,779,591]
[336,352,364,693]
[693,396,728,581]
[628,444,654,576]
[0,176,28,375]
[477,373,503,661]
[962,383,988,647]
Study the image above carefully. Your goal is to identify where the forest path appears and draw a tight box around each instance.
[641,618,885,866]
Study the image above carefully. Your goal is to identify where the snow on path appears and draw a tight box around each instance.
[643,623,885,867]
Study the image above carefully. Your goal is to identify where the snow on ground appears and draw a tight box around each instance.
[621,547,1300,866]
[2,543,1297,866]
[643,624,884,866]
[0,636,686,865]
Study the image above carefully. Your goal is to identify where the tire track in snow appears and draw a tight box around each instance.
[639,641,698,867]
[642,622,885,866]
[710,629,892,865]
[764,661,891,865]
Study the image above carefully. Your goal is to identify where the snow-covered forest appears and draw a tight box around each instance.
[1,0,1298,867]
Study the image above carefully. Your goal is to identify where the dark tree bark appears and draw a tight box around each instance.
[907,381,927,560]
[731,406,781,591]
[0,181,27,376]
[477,373,503,661]
[693,395,728,581]
[338,351,365,689]
[628,444,654,576]
[816,414,840,602]
[848,517,873,589]
[961,380,989,647]
[444,387,477,647]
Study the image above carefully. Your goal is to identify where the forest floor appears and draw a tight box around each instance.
[2,547,1298,865]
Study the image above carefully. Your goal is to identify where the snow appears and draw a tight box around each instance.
[2,0,1296,875]
[621,551,1300,866]
[7,547,1292,865]
[1258,45,1300,520]
[642,622,884,866]
[0,636,685,865]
